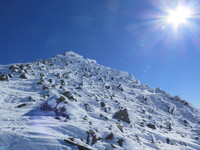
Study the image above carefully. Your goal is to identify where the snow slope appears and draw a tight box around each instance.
[0,51,200,150]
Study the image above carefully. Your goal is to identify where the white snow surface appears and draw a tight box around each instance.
[0,51,200,150]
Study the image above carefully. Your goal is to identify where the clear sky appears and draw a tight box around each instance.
[1,0,200,108]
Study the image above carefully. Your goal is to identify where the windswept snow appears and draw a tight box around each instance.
[0,51,200,150]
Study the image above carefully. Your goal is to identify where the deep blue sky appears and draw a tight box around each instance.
[1,0,200,108]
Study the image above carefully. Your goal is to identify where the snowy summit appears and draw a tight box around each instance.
[0,51,200,150]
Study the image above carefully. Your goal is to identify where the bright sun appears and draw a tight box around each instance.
[166,6,192,28]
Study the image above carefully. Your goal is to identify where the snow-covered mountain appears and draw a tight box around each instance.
[0,51,200,150]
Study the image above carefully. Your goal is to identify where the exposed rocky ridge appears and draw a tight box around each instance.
[0,51,200,150]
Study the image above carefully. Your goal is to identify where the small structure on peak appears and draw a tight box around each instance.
[63,51,83,58]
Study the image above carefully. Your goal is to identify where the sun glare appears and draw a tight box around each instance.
[166,6,192,29]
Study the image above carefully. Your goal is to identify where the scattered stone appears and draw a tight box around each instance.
[9,65,17,70]
[100,102,106,107]
[62,91,76,101]
[64,139,92,150]
[8,73,13,78]
[27,96,35,102]
[84,103,91,111]
[40,101,53,111]
[61,113,69,119]
[117,84,123,91]
[55,116,60,120]
[86,130,102,145]
[110,144,117,148]
[60,80,66,86]
[183,120,191,127]
[114,109,131,123]
[179,141,187,146]
[183,120,189,124]
[147,123,156,130]
[16,103,27,108]
[19,74,28,79]
[40,73,45,77]
[48,79,53,83]
[83,115,88,120]
[117,124,124,132]
[56,96,66,104]
[117,139,124,147]
[166,138,170,144]
[105,85,110,89]
[42,85,51,91]
[100,114,108,120]
[0,75,9,81]
[105,132,114,140]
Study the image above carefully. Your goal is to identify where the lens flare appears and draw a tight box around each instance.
[166,6,192,29]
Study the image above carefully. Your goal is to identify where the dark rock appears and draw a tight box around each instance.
[16,103,27,108]
[60,80,66,86]
[43,94,49,99]
[55,116,60,120]
[117,139,124,147]
[117,84,123,91]
[100,114,108,120]
[64,139,92,150]
[105,86,110,89]
[83,115,88,120]
[61,113,69,119]
[19,74,28,79]
[42,85,50,91]
[48,79,53,83]
[56,96,66,104]
[166,138,170,144]
[62,91,76,101]
[110,144,117,148]
[84,103,91,111]
[8,73,13,78]
[9,65,17,70]
[0,75,9,81]
[183,120,189,124]
[86,130,102,145]
[117,124,124,132]
[114,109,131,123]
[105,133,114,140]
[100,102,106,107]
[183,120,191,127]
[40,73,45,77]
[40,101,53,111]
[147,123,156,130]
[140,122,145,127]
[172,96,181,101]
[179,141,187,146]
[59,106,66,112]
[28,96,35,102]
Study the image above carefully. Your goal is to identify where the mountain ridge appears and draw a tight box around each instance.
[0,51,200,150]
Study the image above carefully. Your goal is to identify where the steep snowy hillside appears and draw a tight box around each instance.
[0,51,200,150]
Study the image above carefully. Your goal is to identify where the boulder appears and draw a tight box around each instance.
[62,91,76,101]
[64,139,92,150]
[0,75,9,81]
[56,96,66,104]
[19,74,29,79]
[147,123,156,130]
[100,102,106,107]
[114,109,131,123]
[40,101,53,111]
[105,133,114,140]
[86,130,102,145]
[117,139,125,147]
[16,103,27,108]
